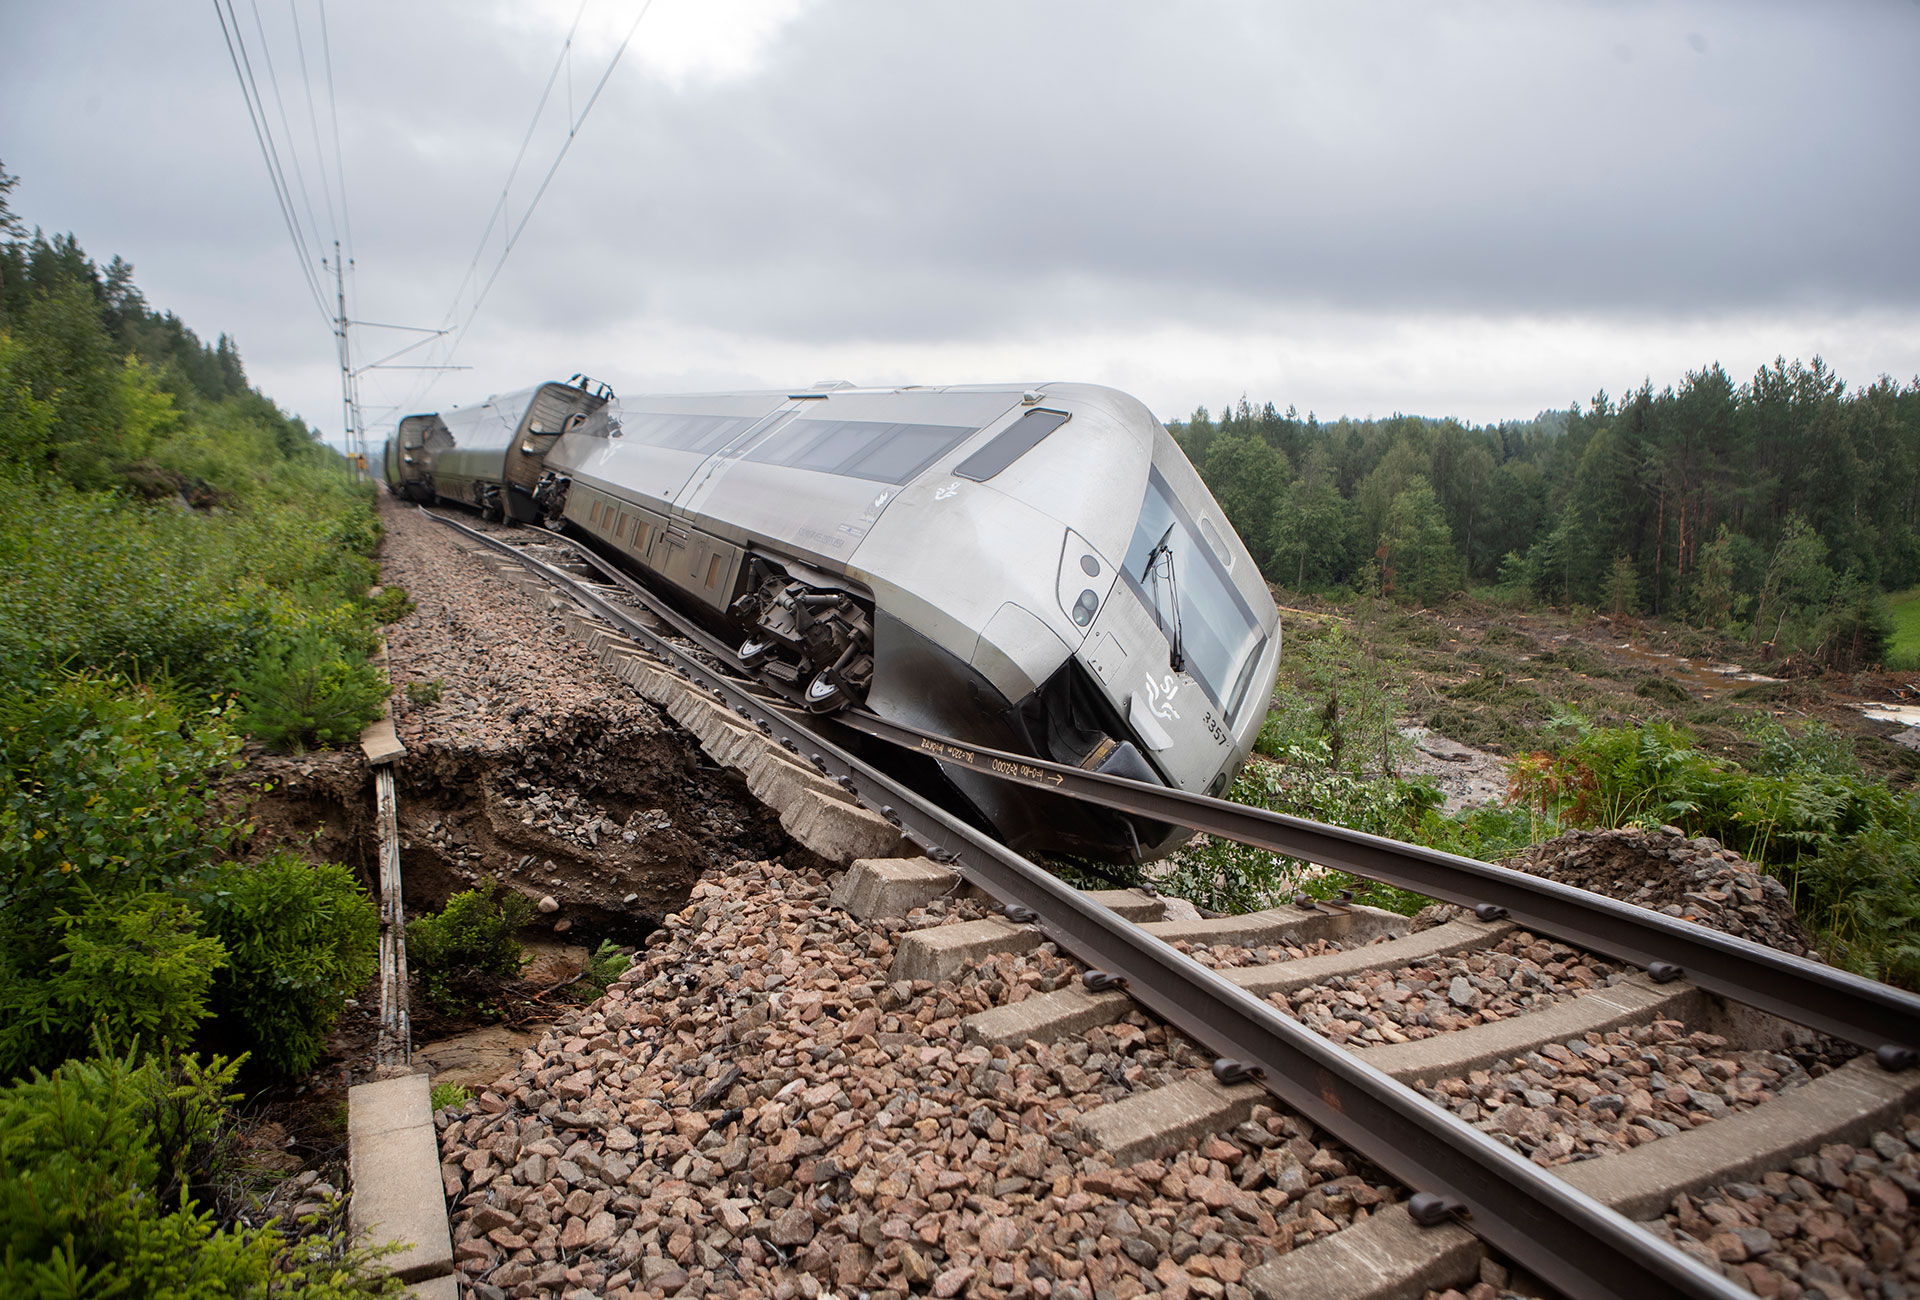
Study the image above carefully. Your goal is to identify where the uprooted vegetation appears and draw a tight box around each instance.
[1154,595,1920,991]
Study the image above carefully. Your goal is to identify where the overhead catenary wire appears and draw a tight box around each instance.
[437,1,655,367]
[313,0,361,377]
[247,0,334,260]
[288,0,365,459]
[385,0,601,422]
[316,0,355,264]
[212,0,333,326]
[286,0,341,250]
[436,0,595,342]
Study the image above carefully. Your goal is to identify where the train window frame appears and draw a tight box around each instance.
[953,408,1070,482]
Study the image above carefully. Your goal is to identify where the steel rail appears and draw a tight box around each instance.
[822,707,1920,1060]
[422,506,1747,1300]
[455,512,1920,1057]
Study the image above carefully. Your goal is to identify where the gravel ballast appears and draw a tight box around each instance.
[1503,827,1817,958]
[437,857,1402,1300]
[1650,1120,1920,1299]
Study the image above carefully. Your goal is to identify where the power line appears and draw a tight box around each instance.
[315,0,358,341]
[387,0,593,421]
[317,0,354,263]
[438,0,594,343]
[212,0,332,325]
[248,0,334,255]
[287,0,340,247]
[293,0,365,451]
[442,0,655,363]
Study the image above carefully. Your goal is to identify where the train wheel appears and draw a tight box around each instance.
[737,637,775,669]
[803,672,845,713]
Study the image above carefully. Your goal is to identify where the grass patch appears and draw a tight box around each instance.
[1635,676,1693,705]
[1887,585,1920,671]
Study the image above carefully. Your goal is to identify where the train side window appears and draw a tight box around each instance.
[745,418,978,485]
[852,424,973,483]
[621,412,760,454]
[953,409,1070,482]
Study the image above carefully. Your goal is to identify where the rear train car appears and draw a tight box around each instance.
[417,377,611,521]
[381,412,450,502]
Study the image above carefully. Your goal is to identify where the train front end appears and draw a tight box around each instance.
[853,382,1280,861]
[1038,394,1282,855]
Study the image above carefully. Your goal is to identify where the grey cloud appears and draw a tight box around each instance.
[2,0,1915,434]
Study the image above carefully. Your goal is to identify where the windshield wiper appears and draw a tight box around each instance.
[1140,524,1186,674]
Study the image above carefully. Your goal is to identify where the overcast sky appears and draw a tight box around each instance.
[3,1,1917,448]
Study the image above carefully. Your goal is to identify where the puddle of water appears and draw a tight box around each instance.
[1605,642,1779,692]
[1852,702,1920,727]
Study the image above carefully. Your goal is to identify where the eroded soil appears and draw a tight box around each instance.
[223,496,820,1158]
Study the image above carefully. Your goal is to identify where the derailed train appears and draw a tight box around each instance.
[384,377,1281,862]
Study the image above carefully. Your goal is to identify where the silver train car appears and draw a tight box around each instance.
[382,377,611,521]
[528,381,1283,862]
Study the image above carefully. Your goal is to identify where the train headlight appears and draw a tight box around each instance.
[1056,528,1116,635]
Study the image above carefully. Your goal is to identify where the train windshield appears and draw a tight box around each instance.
[1122,467,1265,719]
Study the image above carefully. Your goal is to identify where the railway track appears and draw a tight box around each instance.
[418,506,1920,1300]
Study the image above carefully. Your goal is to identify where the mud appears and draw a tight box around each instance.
[391,703,798,946]
[1397,724,1509,811]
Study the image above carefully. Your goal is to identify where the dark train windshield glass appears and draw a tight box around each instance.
[744,418,979,485]
[1121,467,1265,719]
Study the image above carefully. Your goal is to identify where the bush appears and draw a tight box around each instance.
[0,1044,402,1299]
[1634,676,1692,705]
[194,854,380,1077]
[408,879,534,1012]
[0,674,240,906]
[1155,752,1439,916]
[231,628,388,752]
[1501,715,1920,987]
[0,675,241,1080]
[1255,617,1410,775]
[11,892,228,1076]
[577,941,632,1000]
[367,585,414,625]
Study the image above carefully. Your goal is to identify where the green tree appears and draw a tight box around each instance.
[1753,513,1833,650]
[1270,448,1354,590]
[1379,476,1462,605]
[1201,432,1289,570]
[1690,523,1743,630]
[1604,554,1639,619]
